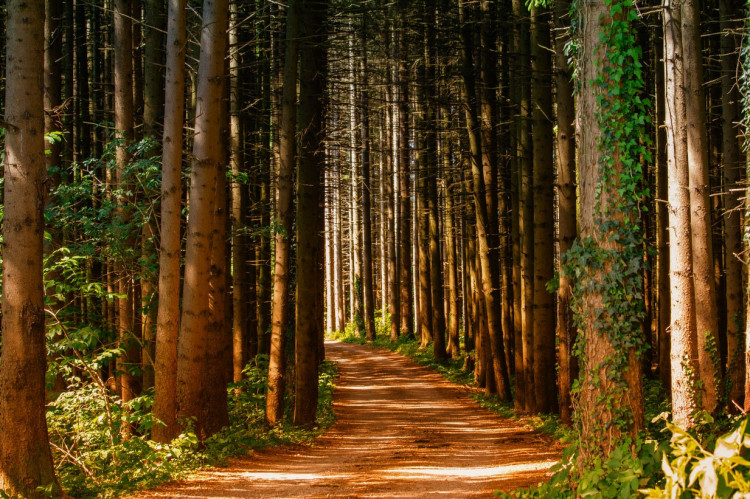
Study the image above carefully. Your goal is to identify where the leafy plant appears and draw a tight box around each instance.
[642,415,750,498]
[47,357,339,498]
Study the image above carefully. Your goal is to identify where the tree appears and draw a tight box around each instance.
[295,0,329,426]
[663,0,700,428]
[152,0,187,444]
[176,0,229,440]
[229,0,249,383]
[140,0,166,393]
[0,0,61,495]
[530,5,556,414]
[397,11,413,338]
[360,14,377,342]
[683,0,719,414]
[266,0,299,427]
[719,0,745,410]
[553,0,577,424]
[570,0,646,463]
[114,0,140,406]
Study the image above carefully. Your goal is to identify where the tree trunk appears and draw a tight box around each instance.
[531,6,556,414]
[554,0,577,425]
[294,0,328,426]
[682,0,719,414]
[143,0,165,138]
[45,0,63,173]
[176,0,229,440]
[445,167,461,357]
[664,0,700,428]
[139,0,164,390]
[360,16,376,342]
[397,21,413,338]
[575,0,645,462]
[425,5,447,360]
[266,0,298,427]
[114,0,140,407]
[75,0,91,161]
[152,0,186,444]
[655,27,671,393]
[386,28,401,341]
[719,0,745,410]
[0,1,61,494]
[205,148,231,436]
[229,0,248,383]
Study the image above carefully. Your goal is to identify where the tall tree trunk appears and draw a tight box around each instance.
[360,16,376,342]
[445,160,461,357]
[511,0,535,413]
[664,0,700,428]
[397,20,413,338]
[416,45,433,349]
[294,0,328,426]
[176,0,229,440]
[0,1,61,494]
[655,26,671,393]
[554,0,577,425]
[720,0,745,410]
[575,0,645,462]
[140,0,165,393]
[229,0,248,383]
[333,161,346,332]
[425,4,447,360]
[75,0,91,160]
[205,148,231,436]
[531,6,556,414]
[266,0,298,427]
[143,0,165,138]
[152,0,186,444]
[114,0,140,406]
[683,0,719,414]
[256,0,275,356]
[386,25,401,341]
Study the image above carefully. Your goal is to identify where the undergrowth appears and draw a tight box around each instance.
[48,357,338,498]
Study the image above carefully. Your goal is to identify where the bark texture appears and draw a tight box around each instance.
[0,1,61,494]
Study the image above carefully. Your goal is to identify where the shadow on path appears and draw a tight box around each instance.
[133,340,561,498]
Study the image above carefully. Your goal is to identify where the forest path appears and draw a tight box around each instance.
[134,341,561,498]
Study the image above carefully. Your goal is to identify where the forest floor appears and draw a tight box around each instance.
[131,341,562,498]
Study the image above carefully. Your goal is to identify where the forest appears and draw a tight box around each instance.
[2,0,750,496]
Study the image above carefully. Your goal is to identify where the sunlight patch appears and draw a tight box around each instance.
[384,461,558,479]
[237,472,343,481]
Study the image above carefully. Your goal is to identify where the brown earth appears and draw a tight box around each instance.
[131,340,562,498]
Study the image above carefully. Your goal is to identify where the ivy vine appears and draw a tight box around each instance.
[562,0,651,462]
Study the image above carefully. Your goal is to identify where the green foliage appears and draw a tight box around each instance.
[643,415,750,498]
[48,357,338,498]
[375,309,392,337]
[499,437,663,498]
[48,381,204,498]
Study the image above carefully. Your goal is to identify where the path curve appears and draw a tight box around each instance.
[133,341,561,498]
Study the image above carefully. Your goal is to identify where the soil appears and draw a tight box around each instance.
[131,340,562,498]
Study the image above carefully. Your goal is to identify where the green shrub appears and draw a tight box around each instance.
[48,356,339,498]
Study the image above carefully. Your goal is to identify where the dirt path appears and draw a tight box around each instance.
[133,341,561,498]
